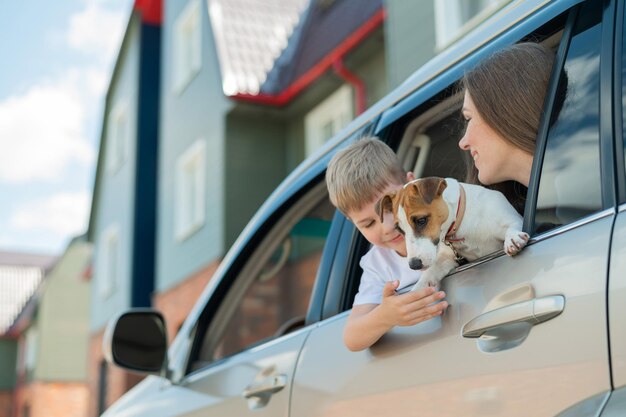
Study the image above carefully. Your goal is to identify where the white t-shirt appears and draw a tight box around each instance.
[353,246,423,306]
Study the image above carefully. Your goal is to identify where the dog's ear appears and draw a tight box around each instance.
[375,192,396,222]
[414,177,447,204]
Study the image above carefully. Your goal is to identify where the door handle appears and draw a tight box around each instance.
[462,295,565,338]
[243,374,287,399]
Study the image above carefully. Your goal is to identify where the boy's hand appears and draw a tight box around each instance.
[379,280,448,327]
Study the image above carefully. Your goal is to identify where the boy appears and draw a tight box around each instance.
[326,137,448,352]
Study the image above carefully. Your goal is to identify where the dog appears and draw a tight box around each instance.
[376,177,529,290]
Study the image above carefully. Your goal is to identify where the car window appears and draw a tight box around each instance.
[533,0,603,234]
[190,183,334,369]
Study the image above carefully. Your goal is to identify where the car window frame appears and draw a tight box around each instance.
[183,169,331,376]
[525,0,618,236]
[322,0,618,317]
[615,0,626,203]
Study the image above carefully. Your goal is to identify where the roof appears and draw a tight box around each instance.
[209,0,310,96]
[0,251,55,335]
[218,0,385,105]
[262,0,383,95]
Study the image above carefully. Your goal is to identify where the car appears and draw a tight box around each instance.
[101,0,626,415]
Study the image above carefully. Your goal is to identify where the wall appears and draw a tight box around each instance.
[0,340,16,389]
[15,382,88,417]
[383,0,437,89]
[0,339,16,417]
[35,241,90,382]
[224,112,288,248]
[0,390,11,417]
[156,0,233,293]
[90,15,141,332]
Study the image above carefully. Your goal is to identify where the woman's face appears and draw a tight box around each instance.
[459,92,532,186]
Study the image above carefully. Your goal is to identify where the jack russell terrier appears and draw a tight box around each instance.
[376,177,529,290]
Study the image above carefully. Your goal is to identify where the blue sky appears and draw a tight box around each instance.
[0,0,133,256]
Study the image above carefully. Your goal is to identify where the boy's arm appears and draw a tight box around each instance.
[343,281,447,352]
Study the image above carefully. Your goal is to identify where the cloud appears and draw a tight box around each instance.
[0,77,95,183]
[83,68,109,98]
[11,192,91,237]
[66,2,127,64]
[0,235,11,249]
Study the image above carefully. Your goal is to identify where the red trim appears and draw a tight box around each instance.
[134,0,162,25]
[333,58,367,115]
[232,8,385,106]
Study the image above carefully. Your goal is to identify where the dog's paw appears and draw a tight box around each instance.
[504,231,529,256]
[411,278,440,292]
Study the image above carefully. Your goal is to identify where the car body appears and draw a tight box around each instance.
[102,0,626,415]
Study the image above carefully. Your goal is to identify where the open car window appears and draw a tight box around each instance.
[335,6,600,313]
[189,181,334,371]
[532,0,603,234]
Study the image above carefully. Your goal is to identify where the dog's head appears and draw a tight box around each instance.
[376,177,449,270]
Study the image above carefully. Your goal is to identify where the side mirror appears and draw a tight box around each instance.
[103,309,168,376]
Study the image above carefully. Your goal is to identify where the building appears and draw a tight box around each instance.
[86,0,161,414]
[0,251,56,417]
[9,237,91,417]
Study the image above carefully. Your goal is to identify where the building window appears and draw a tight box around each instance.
[24,328,38,371]
[173,0,202,94]
[304,84,353,157]
[106,100,130,174]
[98,224,120,298]
[175,139,206,241]
[434,0,510,50]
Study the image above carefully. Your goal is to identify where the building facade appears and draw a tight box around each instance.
[86,1,161,414]
[0,251,56,417]
[11,237,91,417]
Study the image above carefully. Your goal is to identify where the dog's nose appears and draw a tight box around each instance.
[409,258,423,270]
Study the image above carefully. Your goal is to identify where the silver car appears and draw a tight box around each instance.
[102,0,626,415]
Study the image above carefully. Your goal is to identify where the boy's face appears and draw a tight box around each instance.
[347,182,407,257]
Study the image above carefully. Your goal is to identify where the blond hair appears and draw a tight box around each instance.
[326,137,405,215]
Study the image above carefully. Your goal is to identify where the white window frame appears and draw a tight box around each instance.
[434,0,510,51]
[173,0,202,94]
[24,327,38,371]
[304,84,353,157]
[175,139,206,242]
[106,100,130,174]
[98,224,120,299]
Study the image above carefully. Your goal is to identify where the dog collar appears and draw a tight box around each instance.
[445,184,466,242]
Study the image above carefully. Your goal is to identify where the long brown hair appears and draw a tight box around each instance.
[461,42,556,213]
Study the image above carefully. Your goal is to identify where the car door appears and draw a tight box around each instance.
[290,1,615,416]
[174,178,338,416]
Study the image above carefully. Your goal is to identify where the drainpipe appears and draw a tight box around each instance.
[333,58,367,115]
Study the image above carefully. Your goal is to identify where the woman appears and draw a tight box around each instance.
[458,42,557,213]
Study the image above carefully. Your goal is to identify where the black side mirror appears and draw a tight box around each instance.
[103,309,168,375]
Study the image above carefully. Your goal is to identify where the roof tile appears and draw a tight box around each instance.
[209,0,309,95]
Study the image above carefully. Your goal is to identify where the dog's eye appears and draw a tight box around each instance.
[394,224,405,235]
[413,216,428,228]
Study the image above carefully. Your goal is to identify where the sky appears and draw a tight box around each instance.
[0,0,133,256]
